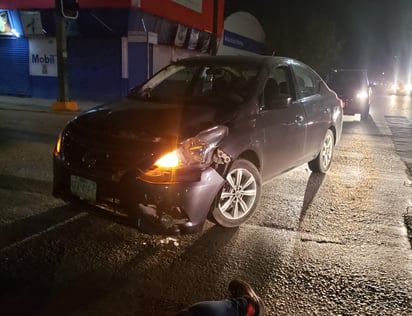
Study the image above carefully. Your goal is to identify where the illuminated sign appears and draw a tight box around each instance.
[29,38,58,77]
[0,10,13,35]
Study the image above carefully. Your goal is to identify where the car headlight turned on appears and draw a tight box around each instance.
[391,83,399,93]
[356,90,368,100]
[406,84,412,94]
[154,151,180,168]
[54,133,62,157]
[143,125,228,182]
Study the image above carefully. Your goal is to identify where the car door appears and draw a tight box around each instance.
[258,65,307,180]
[291,64,331,160]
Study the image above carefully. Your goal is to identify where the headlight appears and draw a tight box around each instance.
[154,125,228,168]
[152,125,228,170]
[154,151,179,168]
[54,133,62,157]
[391,83,399,92]
[406,84,412,93]
[356,91,368,100]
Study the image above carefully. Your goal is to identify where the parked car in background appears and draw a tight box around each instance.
[53,55,343,235]
[326,69,372,120]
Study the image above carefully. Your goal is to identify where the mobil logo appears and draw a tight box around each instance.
[31,54,57,64]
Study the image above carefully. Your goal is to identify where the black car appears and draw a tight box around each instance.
[326,69,372,120]
[53,55,343,235]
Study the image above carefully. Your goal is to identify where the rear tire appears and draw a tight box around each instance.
[308,129,334,173]
[210,159,261,228]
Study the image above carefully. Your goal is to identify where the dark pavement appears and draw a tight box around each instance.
[0,92,411,315]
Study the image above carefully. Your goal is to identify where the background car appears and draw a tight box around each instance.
[53,55,343,235]
[326,69,372,120]
[390,80,412,96]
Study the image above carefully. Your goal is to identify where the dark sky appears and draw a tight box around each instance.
[224,0,412,78]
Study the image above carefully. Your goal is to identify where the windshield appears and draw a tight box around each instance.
[128,61,260,106]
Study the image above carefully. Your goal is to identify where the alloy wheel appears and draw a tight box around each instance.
[321,132,333,170]
[218,167,257,220]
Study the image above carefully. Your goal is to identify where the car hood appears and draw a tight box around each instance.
[63,98,239,172]
[72,97,237,141]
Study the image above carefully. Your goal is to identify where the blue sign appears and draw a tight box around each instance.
[223,30,265,54]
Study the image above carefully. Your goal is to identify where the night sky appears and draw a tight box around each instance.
[224,0,412,80]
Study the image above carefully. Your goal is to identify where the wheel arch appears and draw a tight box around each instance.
[237,150,261,172]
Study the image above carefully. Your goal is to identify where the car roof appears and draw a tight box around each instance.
[176,55,301,68]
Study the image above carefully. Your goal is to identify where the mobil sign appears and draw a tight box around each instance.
[29,38,58,77]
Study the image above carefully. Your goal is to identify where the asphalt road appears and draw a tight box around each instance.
[0,88,411,316]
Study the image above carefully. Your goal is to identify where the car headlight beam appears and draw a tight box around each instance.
[356,90,368,100]
[154,151,180,168]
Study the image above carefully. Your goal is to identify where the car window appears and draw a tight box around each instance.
[262,66,293,109]
[293,65,317,98]
[130,63,259,105]
[194,67,246,96]
[273,66,293,96]
[150,66,197,98]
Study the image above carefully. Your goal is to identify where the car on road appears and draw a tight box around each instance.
[53,55,343,235]
[326,69,372,120]
[390,80,412,96]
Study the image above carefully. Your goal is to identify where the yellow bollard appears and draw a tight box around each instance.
[52,101,78,111]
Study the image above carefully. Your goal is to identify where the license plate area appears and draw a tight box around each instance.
[70,175,97,202]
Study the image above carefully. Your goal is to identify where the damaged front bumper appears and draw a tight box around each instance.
[53,156,226,235]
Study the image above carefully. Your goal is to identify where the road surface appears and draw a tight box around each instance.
[0,89,411,315]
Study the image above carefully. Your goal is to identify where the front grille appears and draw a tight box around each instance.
[62,125,155,175]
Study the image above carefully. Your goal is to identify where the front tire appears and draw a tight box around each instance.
[308,129,334,173]
[210,159,261,228]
